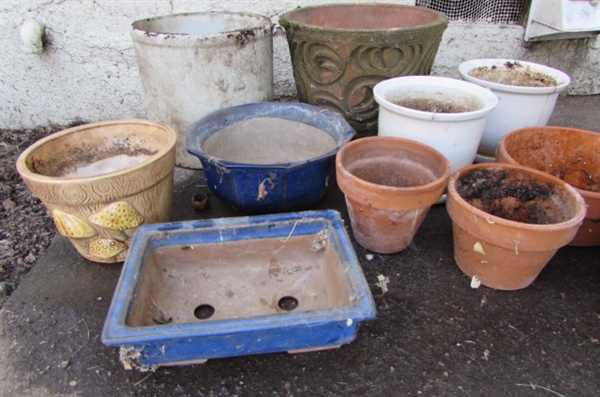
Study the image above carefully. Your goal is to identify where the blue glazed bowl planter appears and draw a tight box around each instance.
[186,102,355,214]
[101,210,375,368]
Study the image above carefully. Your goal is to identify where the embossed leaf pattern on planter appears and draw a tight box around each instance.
[88,201,144,231]
[352,46,408,73]
[290,42,441,131]
[52,210,97,239]
[303,43,346,85]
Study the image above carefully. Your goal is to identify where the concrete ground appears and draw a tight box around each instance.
[0,95,598,397]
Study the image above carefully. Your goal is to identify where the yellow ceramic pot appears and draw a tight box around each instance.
[16,120,176,263]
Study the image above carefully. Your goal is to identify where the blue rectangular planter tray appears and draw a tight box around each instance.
[102,210,375,368]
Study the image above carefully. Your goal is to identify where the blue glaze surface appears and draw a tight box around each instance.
[102,210,375,366]
[186,102,355,214]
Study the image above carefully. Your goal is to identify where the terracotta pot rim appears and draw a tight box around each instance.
[448,163,587,231]
[497,125,600,200]
[336,136,451,210]
[458,58,571,94]
[373,76,499,122]
[279,3,447,33]
[16,119,177,185]
[338,162,449,195]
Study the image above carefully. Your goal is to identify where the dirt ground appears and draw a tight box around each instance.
[0,126,64,307]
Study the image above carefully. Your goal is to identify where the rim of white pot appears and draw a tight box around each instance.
[131,12,272,43]
[373,76,499,122]
[458,59,571,94]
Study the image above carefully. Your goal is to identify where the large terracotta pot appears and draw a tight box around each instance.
[336,136,450,254]
[496,126,600,246]
[16,120,177,263]
[279,4,447,134]
[446,163,586,290]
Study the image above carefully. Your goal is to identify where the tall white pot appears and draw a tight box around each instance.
[458,59,570,159]
[131,12,274,168]
[374,76,498,173]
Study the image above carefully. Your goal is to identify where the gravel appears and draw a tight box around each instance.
[0,126,64,307]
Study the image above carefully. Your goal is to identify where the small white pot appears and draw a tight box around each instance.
[458,59,570,159]
[374,76,498,173]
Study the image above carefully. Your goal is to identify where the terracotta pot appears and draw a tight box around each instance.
[279,4,447,134]
[458,59,570,159]
[16,120,177,263]
[446,163,586,290]
[496,126,600,246]
[336,136,450,254]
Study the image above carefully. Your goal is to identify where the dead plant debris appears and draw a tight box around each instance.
[468,61,558,87]
[456,168,567,225]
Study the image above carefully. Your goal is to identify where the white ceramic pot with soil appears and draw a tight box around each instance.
[458,59,571,160]
[131,12,274,168]
[16,120,177,263]
[374,76,498,174]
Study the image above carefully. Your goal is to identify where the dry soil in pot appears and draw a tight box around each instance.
[468,61,558,88]
[455,168,572,225]
[446,163,586,290]
[496,126,600,246]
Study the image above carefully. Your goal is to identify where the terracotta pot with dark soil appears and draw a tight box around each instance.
[446,163,586,290]
[497,126,600,246]
[336,136,450,254]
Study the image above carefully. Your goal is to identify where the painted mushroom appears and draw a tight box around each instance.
[88,201,144,240]
[88,238,128,260]
[52,210,97,239]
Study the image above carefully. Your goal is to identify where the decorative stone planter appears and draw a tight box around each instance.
[131,12,273,168]
[497,126,600,246]
[16,120,177,263]
[102,210,376,368]
[374,76,498,173]
[279,4,447,134]
[446,163,586,290]
[336,136,450,254]
[187,102,355,214]
[458,59,571,160]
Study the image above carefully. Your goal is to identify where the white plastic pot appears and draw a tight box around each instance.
[374,76,498,173]
[131,12,274,168]
[458,59,570,159]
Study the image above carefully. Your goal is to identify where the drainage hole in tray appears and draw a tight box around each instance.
[278,296,299,311]
[194,304,215,320]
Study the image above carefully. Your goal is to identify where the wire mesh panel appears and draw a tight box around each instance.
[416,0,528,24]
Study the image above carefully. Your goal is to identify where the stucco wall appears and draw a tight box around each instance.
[1,0,598,129]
